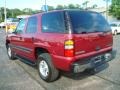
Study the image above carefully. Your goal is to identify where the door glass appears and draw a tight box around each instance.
[16,19,26,34]
[42,12,65,33]
[26,16,37,33]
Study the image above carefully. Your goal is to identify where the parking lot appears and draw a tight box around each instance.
[0,29,120,90]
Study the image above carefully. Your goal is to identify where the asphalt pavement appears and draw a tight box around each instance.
[0,30,45,90]
[0,29,120,90]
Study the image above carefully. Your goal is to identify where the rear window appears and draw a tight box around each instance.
[42,12,65,33]
[68,11,111,34]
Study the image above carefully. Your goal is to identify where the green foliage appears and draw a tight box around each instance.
[68,4,76,9]
[0,7,40,22]
[109,0,120,19]
[82,1,89,9]
[55,4,82,10]
[92,4,97,9]
[56,5,64,10]
[0,7,4,22]
[48,6,54,11]
[0,2,97,22]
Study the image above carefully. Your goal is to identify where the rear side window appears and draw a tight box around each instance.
[68,11,111,34]
[26,16,37,33]
[42,12,65,33]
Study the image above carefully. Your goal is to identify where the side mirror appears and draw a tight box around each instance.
[7,29,14,34]
[12,31,17,34]
[7,29,16,34]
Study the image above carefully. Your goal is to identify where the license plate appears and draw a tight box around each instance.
[92,55,102,64]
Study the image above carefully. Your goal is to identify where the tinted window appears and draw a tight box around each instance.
[42,12,65,33]
[118,24,120,27]
[26,16,37,33]
[110,24,117,27]
[16,19,26,34]
[68,11,111,34]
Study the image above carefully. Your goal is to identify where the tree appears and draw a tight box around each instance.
[63,5,68,9]
[68,4,76,9]
[82,1,89,9]
[56,5,64,10]
[48,6,54,11]
[56,4,81,10]
[0,7,4,22]
[75,4,81,9]
[23,8,33,15]
[92,4,97,9]
[0,7,42,22]
[9,9,23,18]
[109,0,120,19]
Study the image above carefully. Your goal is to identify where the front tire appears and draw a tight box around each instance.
[37,53,59,82]
[7,44,16,60]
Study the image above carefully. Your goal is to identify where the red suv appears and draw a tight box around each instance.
[6,10,113,82]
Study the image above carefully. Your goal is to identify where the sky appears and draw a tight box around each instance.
[0,0,111,10]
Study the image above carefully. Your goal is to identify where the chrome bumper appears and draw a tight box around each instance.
[71,51,114,73]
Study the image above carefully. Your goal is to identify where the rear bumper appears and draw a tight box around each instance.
[52,47,114,72]
[71,51,114,73]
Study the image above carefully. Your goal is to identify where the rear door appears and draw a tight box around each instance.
[68,11,113,56]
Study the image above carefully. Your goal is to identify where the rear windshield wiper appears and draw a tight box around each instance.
[81,31,87,34]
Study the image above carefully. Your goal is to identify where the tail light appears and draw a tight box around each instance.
[64,40,74,57]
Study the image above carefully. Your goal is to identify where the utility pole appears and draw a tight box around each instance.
[4,0,7,33]
[41,0,48,12]
[45,0,46,6]
[0,8,2,22]
[104,0,110,20]
[106,0,108,20]
[45,0,48,12]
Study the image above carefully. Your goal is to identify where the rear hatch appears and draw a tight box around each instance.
[68,11,113,56]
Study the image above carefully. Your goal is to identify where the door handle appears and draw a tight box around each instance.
[32,37,35,41]
[98,33,105,37]
[17,37,22,40]
[19,37,22,40]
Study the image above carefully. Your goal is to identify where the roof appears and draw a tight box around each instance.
[26,9,100,18]
[40,9,99,15]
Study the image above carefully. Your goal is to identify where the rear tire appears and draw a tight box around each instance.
[7,44,16,60]
[37,53,59,82]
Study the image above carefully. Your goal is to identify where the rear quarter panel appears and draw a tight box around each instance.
[35,33,71,56]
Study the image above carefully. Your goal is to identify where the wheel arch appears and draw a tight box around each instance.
[6,40,10,48]
[34,47,50,59]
